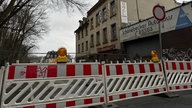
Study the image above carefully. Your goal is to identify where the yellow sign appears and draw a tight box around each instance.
[57,47,68,63]
[151,50,159,62]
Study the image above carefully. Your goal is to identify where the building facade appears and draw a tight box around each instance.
[120,2,192,61]
[75,0,179,62]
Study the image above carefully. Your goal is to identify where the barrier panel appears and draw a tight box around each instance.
[0,66,5,101]
[104,62,167,103]
[165,61,192,92]
[1,63,104,108]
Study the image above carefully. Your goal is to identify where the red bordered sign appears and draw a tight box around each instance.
[153,4,166,21]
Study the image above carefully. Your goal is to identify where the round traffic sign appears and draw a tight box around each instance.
[153,4,165,21]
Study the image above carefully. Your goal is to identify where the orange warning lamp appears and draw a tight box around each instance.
[57,47,68,63]
[151,50,159,62]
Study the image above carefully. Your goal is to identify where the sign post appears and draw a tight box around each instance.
[153,4,170,92]
[153,4,166,59]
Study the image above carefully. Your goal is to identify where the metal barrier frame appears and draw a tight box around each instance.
[0,66,5,108]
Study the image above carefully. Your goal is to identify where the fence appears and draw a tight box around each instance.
[165,61,192,92]
[1,60,192,108]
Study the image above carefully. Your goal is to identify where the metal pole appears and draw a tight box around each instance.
[136,0,140,21]
[102,61,109,107]
[158,21,169,92]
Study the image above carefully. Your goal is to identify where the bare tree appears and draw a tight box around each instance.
[0,0,88,28]
[0,0,47,64]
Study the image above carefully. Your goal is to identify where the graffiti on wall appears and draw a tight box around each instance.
[163,48,192,60]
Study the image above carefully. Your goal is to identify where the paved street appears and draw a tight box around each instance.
[114,90,192,108]
[90,90,192,108]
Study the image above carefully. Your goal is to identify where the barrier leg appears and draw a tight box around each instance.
[0,66,5,107]
[102,61,109,107]
[162,61,179,98]
[101,62,120,108]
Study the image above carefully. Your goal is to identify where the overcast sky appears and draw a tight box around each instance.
[36,0,191,54]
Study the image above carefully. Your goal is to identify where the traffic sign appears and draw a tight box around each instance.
[153,4,165,21]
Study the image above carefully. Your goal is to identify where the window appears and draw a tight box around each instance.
[90,18,94,29]
[81,30,84,38]
[78,44,80,53]
[77,32,80,40]
[111,23,117,41]
[110,1,116,17]
[90,34,94,47]
[103,28,108,44]
[96,13,100,26]
[86,41,88,51]
[82,43,84,52]
[103,7,108,21]
[96,31,100,46]
[85,26,88,36]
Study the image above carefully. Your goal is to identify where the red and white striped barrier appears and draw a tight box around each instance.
[165,61,192,92]
[1,63,104,108]
[2,61,192,108]
[104,62,167,103]
[7,63,102,79]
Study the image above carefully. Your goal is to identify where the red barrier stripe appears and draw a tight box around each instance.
[116,65,123,75]
[154,89,160,93]
[159,64,162,71]
[149,64,155,72]
[176,86,180,89]
[132,92,138,97]
[183,85,188,89]
[83,64,91,75]
[165,62,169,70]
[128,64,134,74]
[8,66,15,79]
[187,63,191,70]
[119,94,126,99]
[84,99,92,104]
[143,90,149,95]
[98,64,102,75]
[109,96,113,101]
[179,62,184,70]
[100,97,104,102]
[66,65,75,76]
[48,65,57,77]
[24,106,35,108]
[46,103,56,108]
[172,62,176,70]
[26,66,37,78]
[139,64,145,73]
[106,66,110,76]
[66,101,75,107]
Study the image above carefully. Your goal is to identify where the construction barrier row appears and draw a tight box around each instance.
[0,61,192,108]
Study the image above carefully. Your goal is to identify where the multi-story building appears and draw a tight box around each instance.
[75,0,179,62]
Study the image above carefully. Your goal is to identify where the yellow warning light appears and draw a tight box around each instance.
[57,47,68,63]
[151,50,159,63]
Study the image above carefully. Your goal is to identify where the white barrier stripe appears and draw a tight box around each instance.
[57,64,66,77]
[108,88,167,102]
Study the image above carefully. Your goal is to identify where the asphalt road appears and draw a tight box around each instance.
[115,90,192,108]
[89,90,192,108]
